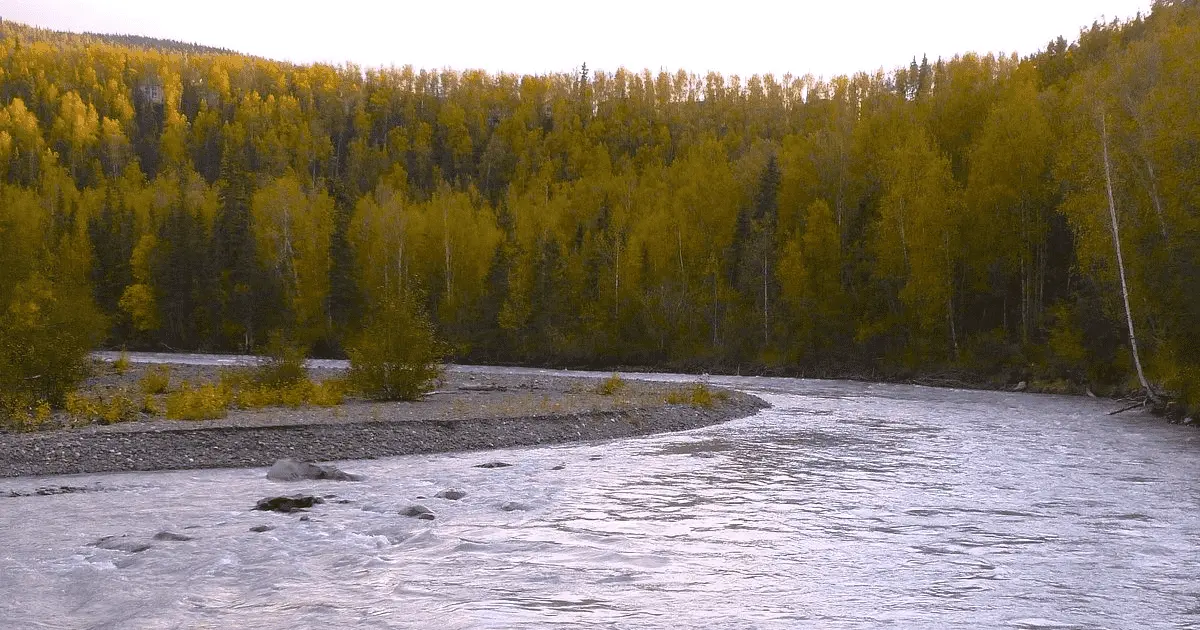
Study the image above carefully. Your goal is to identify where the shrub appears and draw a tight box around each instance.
[0,392,52,431]
[253,332,308,387]
[0,274,105,426]
[233,384,281,409]
[113,349,132,375]
[101,392,140,424]
[235,380,314,409]
[139,365,172,394]
[141,395,161,416]
[65,389,141,424]
[218,367,254,392]
[666,383,727,409]
[165,383,230,421]
[347,291,444,401]
[596,373,626,396]
[309,379,346,407]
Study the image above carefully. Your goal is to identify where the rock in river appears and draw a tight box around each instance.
[93,535,152,553]
[152,531,194,542]
[400,504,436,520]
[474,461,512,469]
[255,495,325,513]
[435,489,467,500]
[266,459,363,482]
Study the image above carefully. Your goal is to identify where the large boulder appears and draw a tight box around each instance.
[255,495,325,513]
[266,459,363,482]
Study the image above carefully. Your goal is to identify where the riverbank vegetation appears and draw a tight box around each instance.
[1,2,1198,423]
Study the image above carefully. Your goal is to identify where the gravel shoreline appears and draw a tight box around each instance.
[0,366,768,478]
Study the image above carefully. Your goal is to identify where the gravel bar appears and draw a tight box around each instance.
[0,368,767,478]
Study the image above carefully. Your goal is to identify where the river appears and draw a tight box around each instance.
[2,359,1199,628]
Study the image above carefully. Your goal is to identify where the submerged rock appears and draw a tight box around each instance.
[249,525,274,533]
[255,495,325,513]
[500,501,531,512]
[400,504,435,520]
[93,535,151,553]
[435,489,467,500]
[6,485,95,498]
[474,461,512,469]
[152,531,193,542]
[266,459,363,482]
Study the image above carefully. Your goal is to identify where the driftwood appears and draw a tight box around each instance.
[1109,392,1176,417]
[1109,400,1147,416]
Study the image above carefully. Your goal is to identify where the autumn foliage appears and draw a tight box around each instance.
[1,3,1199,415]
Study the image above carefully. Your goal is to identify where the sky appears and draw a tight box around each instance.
[1,0,1154,79]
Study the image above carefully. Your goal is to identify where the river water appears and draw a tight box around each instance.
[3,363,1200,629]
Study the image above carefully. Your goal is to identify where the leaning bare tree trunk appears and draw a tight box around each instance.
[1099,112,1158,403]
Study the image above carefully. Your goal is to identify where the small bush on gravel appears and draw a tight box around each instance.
[112,350,131,375]
[236,380,313,409]
[165,383,230,420]
[253,332,308,387]
[666,383,728,408]
[309,379,346,407]
[139,365,172,394]
[66,389,141,424]
[596,373,626,395]
[0,274,105,428]
[347,291,444,401]
[218,368,254,391]
[0,393,52,431]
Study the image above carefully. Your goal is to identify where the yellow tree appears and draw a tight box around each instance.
[348,167,411,305]
[777,199,846,362]
[872,126,963,358]
[964,65,1055,341]
[251,173,335,345]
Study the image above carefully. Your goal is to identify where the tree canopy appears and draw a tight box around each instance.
[1,4,1197,411]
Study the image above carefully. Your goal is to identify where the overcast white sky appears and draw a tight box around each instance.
[1,0,1153,78]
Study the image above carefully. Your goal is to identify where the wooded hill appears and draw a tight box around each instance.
[0,3,1197,410]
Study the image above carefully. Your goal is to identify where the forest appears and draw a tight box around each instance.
[0,1,1197,415]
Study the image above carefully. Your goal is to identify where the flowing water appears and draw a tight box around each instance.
[3,364,1200,629]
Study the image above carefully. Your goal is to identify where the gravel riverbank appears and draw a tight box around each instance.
[0,364,768,478]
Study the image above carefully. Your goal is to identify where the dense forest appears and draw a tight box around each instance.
[0,3,1197,412]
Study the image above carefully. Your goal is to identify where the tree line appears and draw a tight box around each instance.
[1,1,1197,413]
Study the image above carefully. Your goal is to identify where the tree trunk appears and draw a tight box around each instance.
[1099,112,1157,402]
[443,201,452,304]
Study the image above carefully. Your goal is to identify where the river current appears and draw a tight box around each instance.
[2,363,1199,629]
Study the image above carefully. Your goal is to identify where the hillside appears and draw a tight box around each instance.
[0,19,238,56]
[0,4,1197,417]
